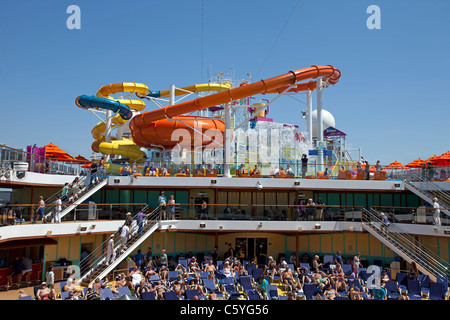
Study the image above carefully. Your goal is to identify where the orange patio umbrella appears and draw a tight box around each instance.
[433,152,450,166]
[45,143,78,163]
[405,158,426,168]
[383,161,408,170]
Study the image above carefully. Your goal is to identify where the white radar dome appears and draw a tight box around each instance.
[311,109,335,137]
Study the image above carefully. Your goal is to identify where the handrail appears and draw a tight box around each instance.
[78,205,161,282]
[41,170,106,221]
[362,208,450,280]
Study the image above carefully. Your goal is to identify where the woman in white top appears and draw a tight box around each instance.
[223,262,233,277]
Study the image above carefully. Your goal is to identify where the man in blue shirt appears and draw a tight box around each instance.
[133,250,145,270]
[136,207,148,237]
[334,250,343,265]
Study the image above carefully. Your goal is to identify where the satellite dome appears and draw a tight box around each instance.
[311,109,335,137]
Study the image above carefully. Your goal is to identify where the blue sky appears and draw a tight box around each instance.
[0,0,449,165]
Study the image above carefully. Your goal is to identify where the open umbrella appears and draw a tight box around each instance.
[383,161,408,170]
[45,143,78,163]
[432,153,450,167]
[405,158,426,168]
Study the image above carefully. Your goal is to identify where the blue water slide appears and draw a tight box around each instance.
[75,95,133,120]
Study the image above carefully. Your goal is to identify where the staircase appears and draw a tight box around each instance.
[42,170,107,222]
[362,208,450,283]
[404,170,450,216]
[77,205,161,287]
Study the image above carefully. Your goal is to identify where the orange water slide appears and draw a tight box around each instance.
[130,65,340,148]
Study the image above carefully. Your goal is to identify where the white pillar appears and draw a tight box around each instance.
[169,84,175,105]
[316,78,324,172]
[224,102,232,178]
[306,89,313,147]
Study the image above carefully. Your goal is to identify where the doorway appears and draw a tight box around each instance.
[235,237,267,264]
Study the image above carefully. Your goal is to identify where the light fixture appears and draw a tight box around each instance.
[89,225,96,230]
[297,226,302,231]
[258,222,263,228]
[434,227,439,233]
[219,225,223,230]
[200,223,206,228]
[444,229,450,235]
[301,111,306,119]
[114,178,120,183]
[315,223,321,230]
[256,181,263,190]
[394,183,401,188]
[349,226,354,232]
[211,179,217,184]
[46,231,52,236]
[294,180,300,186]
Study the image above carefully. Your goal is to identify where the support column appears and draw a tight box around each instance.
[224,102,232,178]
[306,89,313,147]
[316,78,324,172]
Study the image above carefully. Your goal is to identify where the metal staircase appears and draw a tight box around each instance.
[77,205,161,286]
[362,208,450,283]
[404,170,450,216]
[42,170,107,222]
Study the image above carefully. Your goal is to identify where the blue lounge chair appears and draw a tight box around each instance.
[203,279,224,299]
[141,291,156,300]
[429,282,446,300]
[163,291,179,300]
[118,286,132,297]
[18,295,33,300]
[406,279,422,300]
[385,281,401,299]
[100,288,116,300]
[185,289,206,300]
[266,284,279,300]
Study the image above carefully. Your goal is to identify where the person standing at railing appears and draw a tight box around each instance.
[54,195,62,224]
[158,191,167,220]
[61,183,69,204]
[301,154,308,179]
[306,199,315,221]
[316,198,325,221]
[98,156,106,179]
[365,161,370,180]
[168,195,176,220]
[432,197,441,226]
[375,160,382,172]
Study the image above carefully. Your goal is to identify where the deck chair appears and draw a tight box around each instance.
[222,280,239,296]
[18,295,33,300]
[247,288,263,300]
[198,271,208,281]
[238,276,254,293]
[203,279,224,299]
[300,263,311,275]
[303,283,318,300]
[178,259,188,270]
[118,286,132,297]
[168,271,179,282]
[61,291,70,300]
[59,281,67,292]
[385,281,401,299]
[185,289,206,300]
[417,274,430,295]
[163,291,179,300]
[252,268,263,282]
[100,288,116,300]
[266,284,279,300]
[141,291,156,300]
[342,264,353,276]
[395,273,408,292]
[149,274,162,285]
[429,282,446,300]
[406,279,422,300]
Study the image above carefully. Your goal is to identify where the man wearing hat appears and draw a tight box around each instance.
[158,191,167,220]
[106,234,116,265]
[125,212,133,227]
[432,198,441,226]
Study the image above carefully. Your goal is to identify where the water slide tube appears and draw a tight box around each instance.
[137,83,231,99]
[76,83,151,160]
[130,65,341,147]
